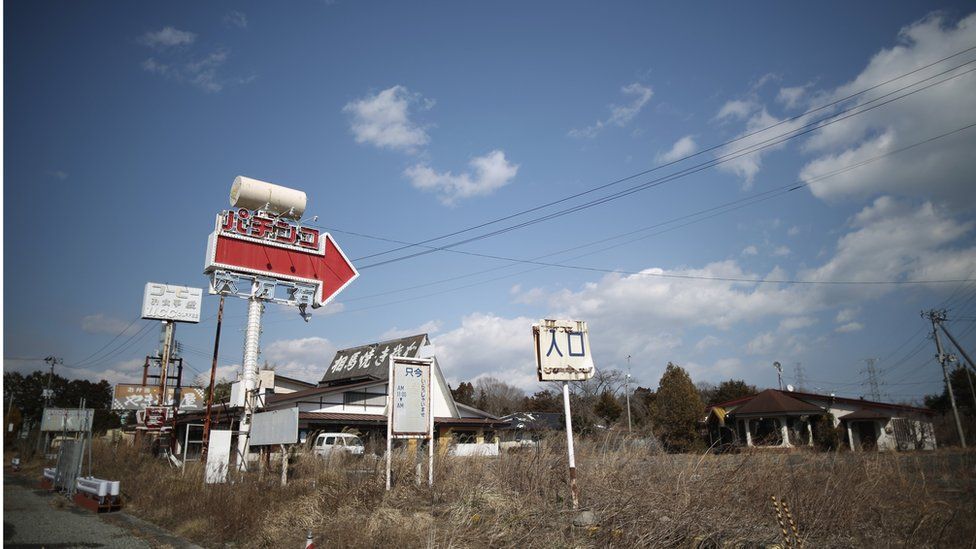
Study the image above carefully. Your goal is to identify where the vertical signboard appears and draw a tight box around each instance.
[386,356,433,490]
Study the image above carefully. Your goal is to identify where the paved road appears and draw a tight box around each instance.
[3,474,200,549]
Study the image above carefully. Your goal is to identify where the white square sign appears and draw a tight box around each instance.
[389,357,432,436]
[533,319,595,381]
[141,282,203,323]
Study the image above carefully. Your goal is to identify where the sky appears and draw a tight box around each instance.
[4,1,976,404]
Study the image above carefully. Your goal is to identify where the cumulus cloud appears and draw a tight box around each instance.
[742,245,759,256]
[404,150,518,205]
[343,85,432,153]
[139,27,196,48]
[835,307,861,324]
[772,246,791,257]
[569,83,653,138]
[432,313,538,388]
[779,316,817,331]
[776,85,808,109]
[695,335,721,352]
[656,135,698,164]
[262,337,337,383]
[835,322,864,333]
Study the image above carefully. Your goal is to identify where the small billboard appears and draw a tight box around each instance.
[533,319,596,382]
[142,282,203,323]
[249,407,299,446]
[112,384,206,411]
[41,408,94,432]
[389,357,432,436]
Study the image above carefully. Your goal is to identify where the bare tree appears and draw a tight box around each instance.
[472,376,525,416]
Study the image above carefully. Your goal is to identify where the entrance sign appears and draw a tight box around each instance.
[204,208,358,308]
[141,407,170,430]
[142,283,203,323]
[533,319,595,381]
[386,356,434,490]
[112,384,206,411]
[390,358,432,436]
[249,407,299,446]
[532,319,596,510]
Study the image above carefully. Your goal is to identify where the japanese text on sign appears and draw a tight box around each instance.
[141,283,203,323]
[220,209,320,252]
[390,357,431,436]
[534,319,595,381]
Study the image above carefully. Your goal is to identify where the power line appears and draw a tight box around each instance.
[345,60,976,270]
[348,45,976,263]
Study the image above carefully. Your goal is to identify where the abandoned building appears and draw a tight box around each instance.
[704,388,937,451]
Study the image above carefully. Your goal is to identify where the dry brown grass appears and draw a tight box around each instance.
[78,434,976,548]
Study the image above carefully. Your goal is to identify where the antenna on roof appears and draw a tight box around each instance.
[773,361,783,391]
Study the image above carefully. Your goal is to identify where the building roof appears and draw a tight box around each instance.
[297,411,509,427]
[710,389,934,417]
[266,379,380,407]
[731,389,824,416]
[272,373,315,388]
[840,408,893,421]
[456,402,500,420]
[318,333,430,386]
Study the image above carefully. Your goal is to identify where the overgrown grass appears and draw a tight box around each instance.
[68,434,976,547]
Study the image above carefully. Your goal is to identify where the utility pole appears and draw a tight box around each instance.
[625,355,632,434]
[935,314,976,415]
[773,361,783,391]
[42,356,62,408]
[861,358,882,401]
[202,295,225,457]
[794,362,807,392]
[925,309,966,448]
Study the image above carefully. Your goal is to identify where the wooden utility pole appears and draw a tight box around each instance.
[926,310,966,448]
[202,295,225,457]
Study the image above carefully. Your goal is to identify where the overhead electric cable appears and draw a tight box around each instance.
[351,63,976,270]
[345,47,976,263]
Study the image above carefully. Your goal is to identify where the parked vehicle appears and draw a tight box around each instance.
[311,432,364,457]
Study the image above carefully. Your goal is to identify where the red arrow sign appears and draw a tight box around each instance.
[205,210,358,306]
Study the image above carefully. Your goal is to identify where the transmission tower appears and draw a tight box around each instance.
[861,358,882,401]
[793,362,807,391]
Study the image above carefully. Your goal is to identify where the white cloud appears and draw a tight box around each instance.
[746,332,776,355]
[776,85,808,109]
[787,226,801,236]
[381,320,442,340]
[835,322,864,333]
[772,246,791,257]
[741,245,759,256]
[432,313,538,389]
[404,150,518,205]
[223,11,248,29]
[81,314,138,335]
[569,82,653,138]
[715,107,805,188]
[835,307,861,324]
[139,27,196,48]
[656,135,698,164]
[716,99,756,121]
[695,335,721,352]
[779,316,816,331]
[141,48,237,93]
[797,13,976,206]
[262,337,337,383]
[343,85,431,153]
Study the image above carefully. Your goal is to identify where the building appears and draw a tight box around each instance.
[705,389,936,451]
[260,333,508,453]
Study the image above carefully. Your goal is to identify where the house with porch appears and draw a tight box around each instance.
[705,388,936,451]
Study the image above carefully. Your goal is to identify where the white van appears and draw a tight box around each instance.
[312,433,365,457]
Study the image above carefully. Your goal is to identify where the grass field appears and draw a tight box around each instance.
[23,436,976,548]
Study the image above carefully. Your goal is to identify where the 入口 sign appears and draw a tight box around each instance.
[533,319,595,382]
[142,283,203,323]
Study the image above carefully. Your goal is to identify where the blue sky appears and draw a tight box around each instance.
[5,1,976,403]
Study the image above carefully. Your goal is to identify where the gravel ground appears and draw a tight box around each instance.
[3,473,200,548]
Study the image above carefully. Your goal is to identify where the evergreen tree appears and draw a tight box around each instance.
[594,390,623,423]
[450,381,476,406]
[652,362,704,452]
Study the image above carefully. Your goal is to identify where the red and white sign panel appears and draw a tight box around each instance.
[141,406,169,430]
[204,209,358,307]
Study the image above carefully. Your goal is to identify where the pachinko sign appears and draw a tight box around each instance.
[204,208,358,307]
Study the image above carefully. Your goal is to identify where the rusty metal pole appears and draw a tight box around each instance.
[202,295,225,457]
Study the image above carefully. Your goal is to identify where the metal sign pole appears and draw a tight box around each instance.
[562,381,579,509]
[385,357,393,491]
[237,295,264,470]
